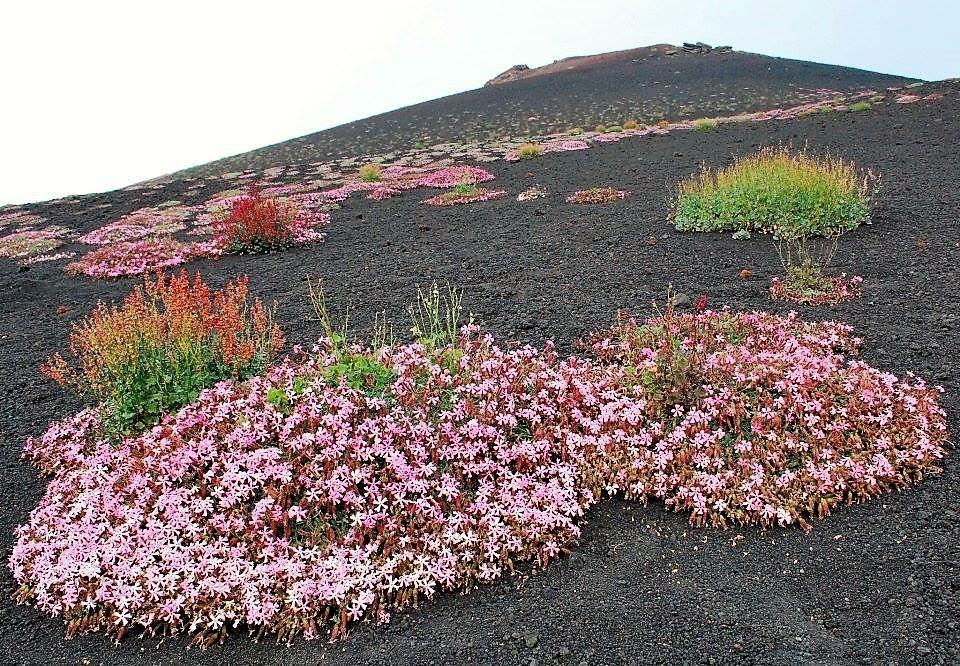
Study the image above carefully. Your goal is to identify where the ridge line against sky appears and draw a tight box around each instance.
[2,0,958,205]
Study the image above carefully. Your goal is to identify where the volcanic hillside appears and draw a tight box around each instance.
[1,44,957,666]
[178,45,917,177]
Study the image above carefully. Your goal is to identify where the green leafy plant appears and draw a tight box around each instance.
[848,101,871,112]
[41,271,283,438]
[694,118,717,131]
[454,180,480,197]
[323,352,396,396]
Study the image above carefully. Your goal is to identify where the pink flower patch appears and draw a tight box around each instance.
[415,166,496,188]
[10,310,947,643]
[769,274,864,305]
[565,188,630,204]
[65,238,206,278]
[422,188,507,206]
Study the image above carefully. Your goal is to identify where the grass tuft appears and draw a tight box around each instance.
[673,146,879,237]
[516,142,542,159]
[358,163,382,182]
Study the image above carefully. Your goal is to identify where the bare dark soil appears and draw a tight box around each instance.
[177,48,916,178]
[1,80,957,664]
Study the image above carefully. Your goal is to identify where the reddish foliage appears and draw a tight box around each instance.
[41,270,283,435]
[213,187,321,254]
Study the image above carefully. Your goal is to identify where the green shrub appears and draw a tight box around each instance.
[673,147,880,283]
[848,101,871,112]
[694,118,717,131]
[673,146,878,236]
[359,163,381,182]
[516,142,542,159]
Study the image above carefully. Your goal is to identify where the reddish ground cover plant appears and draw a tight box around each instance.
[517,185,548,201]
[40,270,283,437]
[565,187,630,204]
[11,284,947,644]
[213,187,324,254]
[769,273,864,305]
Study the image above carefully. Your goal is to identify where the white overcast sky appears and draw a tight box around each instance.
[2,0,957,205]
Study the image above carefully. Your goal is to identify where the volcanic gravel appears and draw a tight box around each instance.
[1,80,958,665]
[178,49,916,178]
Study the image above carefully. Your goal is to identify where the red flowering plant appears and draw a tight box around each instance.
[213,186,323,254]
[40,270,283,437]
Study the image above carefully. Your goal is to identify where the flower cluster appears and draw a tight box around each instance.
[79,206,195,245]
[14,331,626,643]
[11,306,947,644]
[66,238,207,278]
[565,187,630,204]
[422,187,507,207]
[769,273,864,305]
[589,307,947,529]
[544,139,589,153]
[0,228,70,263]
[506,140,589,160]
[0,209,45,231]
[415,166,496,188]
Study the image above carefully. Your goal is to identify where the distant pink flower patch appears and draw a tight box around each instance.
[22,251,76,265]
[544,139,589,153]
[368,185,401,200]
[0,209,42,231]
[415,166,495,188]
[321,181,378,203]
[592,133,625,143]
[259,183,310,198]
[79,206,196,245]
[422,188,506,206]
[769,274,864,305]
[0,227,71,263]
[66,238,208,278]
[895,94,921,104]
[379,164,432,180]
